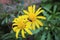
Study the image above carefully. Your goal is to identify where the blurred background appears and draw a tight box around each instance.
[0,0,60,40]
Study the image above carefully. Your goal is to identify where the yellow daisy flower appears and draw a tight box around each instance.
[12,15,32,38]
[23,5,46,30]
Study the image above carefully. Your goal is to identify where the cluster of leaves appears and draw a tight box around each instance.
[0,0,60,40]
[34,0,60,40]
[0,4,24,40]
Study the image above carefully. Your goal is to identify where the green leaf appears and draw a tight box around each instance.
[42,4,52,13]
[5,17,8,23]
[55,35,60,40]
[47,32,52,40]
[15,0,19,2]
[41,3,52,13]
[56,12,60,15]
[43,11,49,17]
[53,5,57,13]
[47,15,52,21]
[1,31,15,40]
[10,14,15,18]
[18,37,22,40]
[41,32,47,40]
[41,0,47,2]
[1,17,8,25]
[44,4,52,10]
[32,27,43,34]
[35,35,41,40]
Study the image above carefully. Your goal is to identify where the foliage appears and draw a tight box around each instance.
[0,0,60,40]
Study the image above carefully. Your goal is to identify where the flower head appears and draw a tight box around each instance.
[23,5,46,30]
[12,15,32,38]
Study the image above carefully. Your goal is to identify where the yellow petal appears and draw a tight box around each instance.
[28,5,33,13]
[22,15,28,18]
[33,5,35,13]
[35,7,41,15]
[25,28,32,35]
[16,29,20,38]
[13,18,17,22]
[21,30,26,38]
[23,10,28,14]
[26,22,32,30]
[37,16,46,19]
[12,23,17,26]
[36,19,43,26]
[36,10,44,16]
[32,23,35,30]
[13,27,18,32]
[35,22,40,28]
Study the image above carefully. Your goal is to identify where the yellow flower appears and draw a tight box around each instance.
[12,15,32,38]
[23,5,46,30]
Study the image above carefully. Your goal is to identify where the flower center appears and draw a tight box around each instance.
[28,13,36,22]
[17,20,27,30]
